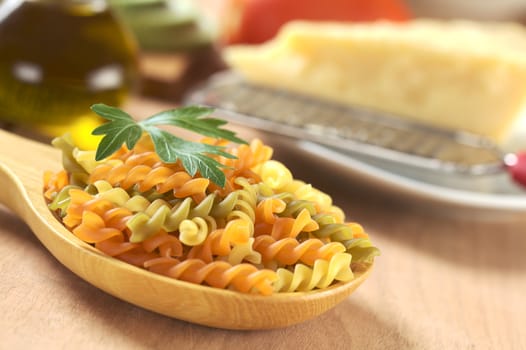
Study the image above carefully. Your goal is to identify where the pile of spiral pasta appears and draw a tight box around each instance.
[43,134,379,296]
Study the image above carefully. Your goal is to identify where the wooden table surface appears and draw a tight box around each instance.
[1,97,525,350]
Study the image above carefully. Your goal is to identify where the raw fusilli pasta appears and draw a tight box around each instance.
[273,252,354,292]
[44,133,378,295]
[253,235,346,267]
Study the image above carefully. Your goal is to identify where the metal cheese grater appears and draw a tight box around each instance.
[184,72,520,180]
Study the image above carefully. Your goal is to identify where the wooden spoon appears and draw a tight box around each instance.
[0,128,372,330]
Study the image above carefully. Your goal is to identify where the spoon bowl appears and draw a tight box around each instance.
[0,129,372,330]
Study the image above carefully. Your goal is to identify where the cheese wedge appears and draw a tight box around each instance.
[223,20,526,143]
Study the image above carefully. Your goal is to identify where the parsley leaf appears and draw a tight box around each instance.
[90,104,247,187]
[143,106,246,144]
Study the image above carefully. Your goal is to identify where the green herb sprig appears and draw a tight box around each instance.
[90,104,247,188]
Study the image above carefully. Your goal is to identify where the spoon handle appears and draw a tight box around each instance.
[0,130,57,216]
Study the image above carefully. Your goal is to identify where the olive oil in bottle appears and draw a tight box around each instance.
[0,0,138,142]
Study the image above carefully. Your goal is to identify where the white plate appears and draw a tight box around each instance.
[295,140,526,215]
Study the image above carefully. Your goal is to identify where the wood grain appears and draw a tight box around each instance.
[1,98,525,348]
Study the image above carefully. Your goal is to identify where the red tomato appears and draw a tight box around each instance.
[221,0,412,45]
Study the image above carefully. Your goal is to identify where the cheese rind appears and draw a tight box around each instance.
[223,20,526,143]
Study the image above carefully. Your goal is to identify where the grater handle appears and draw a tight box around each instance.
[505,152,526,188]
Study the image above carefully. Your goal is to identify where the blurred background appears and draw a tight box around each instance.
[1,0,526,148]
[141,0,526,100]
